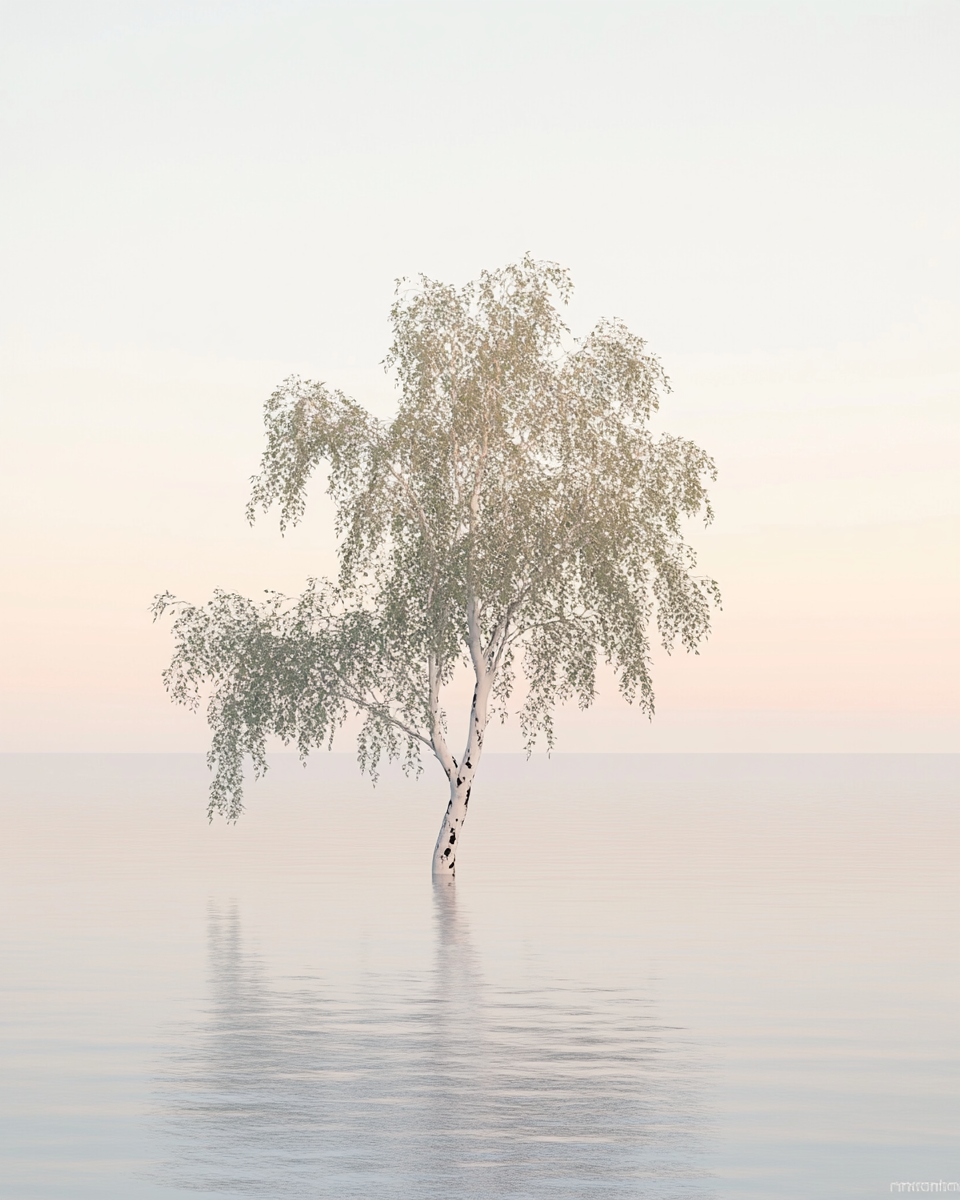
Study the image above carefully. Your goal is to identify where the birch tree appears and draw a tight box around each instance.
[153,257,719,878]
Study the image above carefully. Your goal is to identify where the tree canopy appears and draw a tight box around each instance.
[154,257,719,867]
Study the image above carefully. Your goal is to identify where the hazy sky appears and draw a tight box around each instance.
[1,0,958,752]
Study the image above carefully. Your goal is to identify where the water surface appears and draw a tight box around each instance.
[1,754,957,1197]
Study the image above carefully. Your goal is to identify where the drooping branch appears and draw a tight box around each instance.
[153,584,436,818]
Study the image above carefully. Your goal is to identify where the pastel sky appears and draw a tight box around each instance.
[1,0,957,752]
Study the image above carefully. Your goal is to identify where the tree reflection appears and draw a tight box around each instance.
[156,895,714,1197]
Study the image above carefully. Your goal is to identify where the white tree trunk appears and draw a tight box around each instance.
[431,678,489,879]
[431,774,471,878]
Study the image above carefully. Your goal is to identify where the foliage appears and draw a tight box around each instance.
[153,257,719,820]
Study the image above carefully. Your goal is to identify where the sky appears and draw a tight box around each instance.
[1,0,957,753]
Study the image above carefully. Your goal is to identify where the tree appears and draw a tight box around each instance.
[153,257,720,879]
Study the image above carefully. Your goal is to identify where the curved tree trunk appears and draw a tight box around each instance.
[431,677,489,879]
[431,773,472,878]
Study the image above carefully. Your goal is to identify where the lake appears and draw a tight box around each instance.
[1,753,957,1198]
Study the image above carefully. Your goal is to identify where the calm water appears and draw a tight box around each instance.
[1,754,957,1199]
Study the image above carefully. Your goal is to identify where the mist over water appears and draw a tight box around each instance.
[1,754,957,1198]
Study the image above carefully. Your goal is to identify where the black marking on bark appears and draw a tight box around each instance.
[449,832,456,843]
[443,847,452,857]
